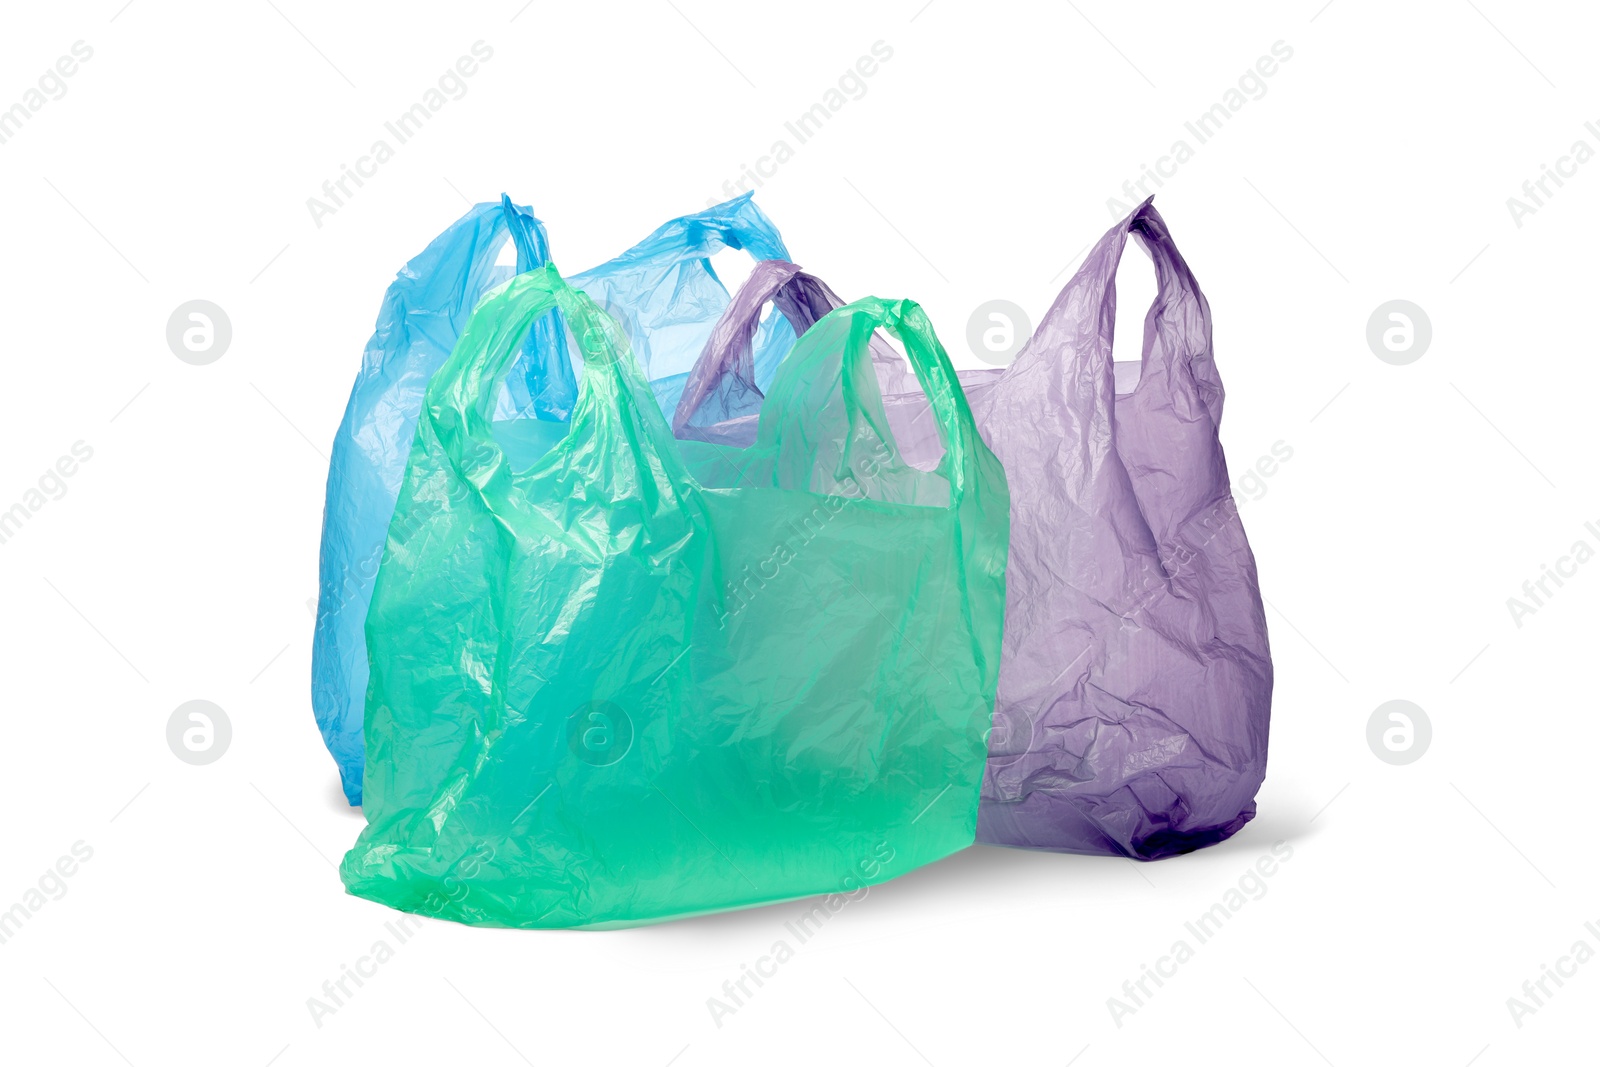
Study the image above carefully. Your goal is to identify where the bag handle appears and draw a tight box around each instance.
[426,264,693,499]
[493,195,579,420]
[671,260,918,434]
[757,296,983,510]
[466,195,783,423]
[499,193,548,272]
[1121,199,1216,411]
[568,192,788,286]
[1024,197,1216,419]
[428,272,977,517]
[671,260,826,434]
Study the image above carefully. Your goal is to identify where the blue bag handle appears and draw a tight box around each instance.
[568,191,788,283]
[499,194,575,420]
[567,192,791,406]
[500,193,545,266]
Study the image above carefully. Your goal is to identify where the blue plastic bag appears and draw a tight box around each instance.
[312,193,792,804]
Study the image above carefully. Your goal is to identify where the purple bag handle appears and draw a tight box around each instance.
[671,260,911,435]
[671,260,812,434]
[1020,197,1220,427]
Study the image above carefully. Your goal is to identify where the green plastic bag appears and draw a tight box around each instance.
[340,265,1009,928]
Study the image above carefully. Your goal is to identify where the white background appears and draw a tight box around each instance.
[1,2,1595,1064]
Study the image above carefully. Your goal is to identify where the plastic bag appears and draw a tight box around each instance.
[312,194,791,804]
[708,201,1272,858]
[340,265,1009,927]
[312,196,553,805]
[670,258,916,444]
[927,200,1271,857]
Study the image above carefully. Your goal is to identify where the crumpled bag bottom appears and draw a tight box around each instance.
[977,793,1257,860]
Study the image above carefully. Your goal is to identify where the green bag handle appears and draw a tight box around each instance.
[754,295,983,509]
[423,263,697,497]
[425,266,980,516]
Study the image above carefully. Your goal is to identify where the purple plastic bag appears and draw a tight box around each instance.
[689,200,1272,858]
[670,259,913,445]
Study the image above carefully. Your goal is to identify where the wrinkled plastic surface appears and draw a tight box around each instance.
[706,201,1272,859]
[312,194,792,804]
[671,258,915,445]
[340,265,1009,928]
[935,201,1271,857]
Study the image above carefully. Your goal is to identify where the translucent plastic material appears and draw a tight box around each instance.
[672,258,917,444]
[340,265,1009,928]
[971,202,1271,857]
[702,201,1272,859]
[312,194,791,804]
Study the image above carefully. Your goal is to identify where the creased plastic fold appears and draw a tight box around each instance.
[340,266,1010,927]
[696,200,1273,859]
[311,193,792,804]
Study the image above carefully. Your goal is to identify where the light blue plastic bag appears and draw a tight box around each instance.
[312,193,792,804]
